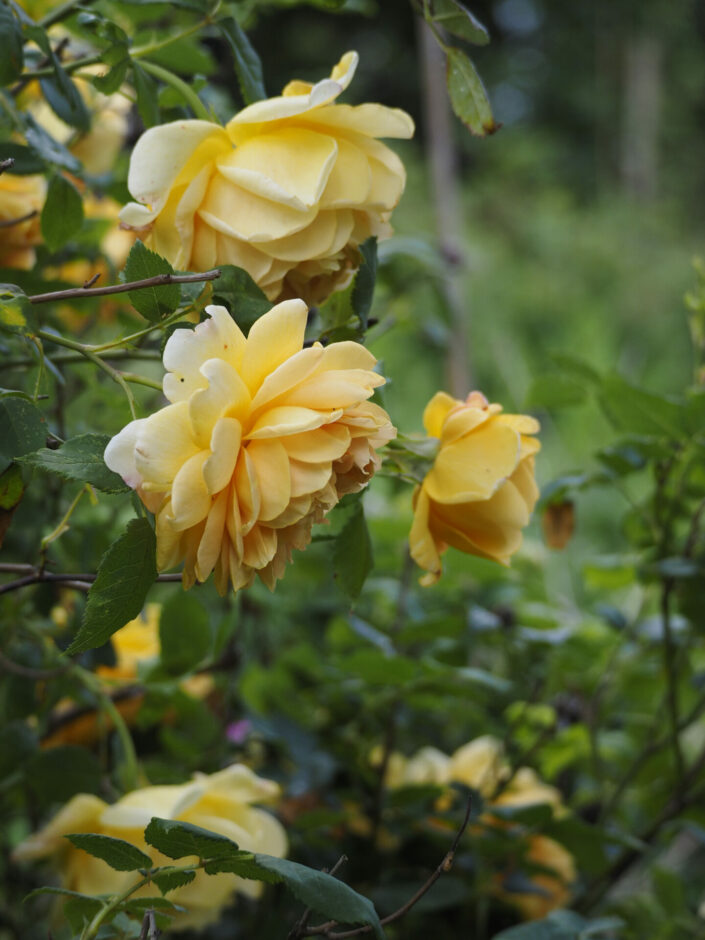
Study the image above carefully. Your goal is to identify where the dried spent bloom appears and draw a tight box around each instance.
[105,300,395,594]
[14,765,287,931]
[120,52,413,305]
[0,172,46,269]
[410,391,541,583]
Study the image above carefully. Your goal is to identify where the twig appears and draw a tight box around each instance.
[0,209,38,229]
[288,856,348,940]
[0,569,183,596]
[5,348,161,370]
[0,157,15,174]
[28,269,220,304]
[304,797,473,938]
[0,650,70,680]
[83,272,101,289]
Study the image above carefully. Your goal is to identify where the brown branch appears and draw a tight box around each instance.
[304,796,473,938]
[0,210,38,229]
[28,269,221,304]
[83,272,101,289]
[0,568,183,596]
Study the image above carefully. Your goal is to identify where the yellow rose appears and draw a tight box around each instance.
[22,68,131,176]
[105,300,395,594]
[14,764,287,931]
[373,745,450,789]
[119,52,414,305]
[42,604,212,749]
[491,767,575,920]
[497,835,576,921]
[0,171,46,269]
[447,735,509,797]
[409,391,541,584]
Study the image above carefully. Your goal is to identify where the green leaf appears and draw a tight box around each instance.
[158,593,211,675]
[26,747,102,804]
[144,817,240,860]
[488,802,555,826]
[25,25,90,132]
[119,896,184,916]
[24,886,102,905]
[0,396,47,474]
[65,834,153,871]
[351,237,377,330]
[445,46,498,136]
[41,173,84,252]
[0,4,24,86]
[92,57,130,95]
[18,433,130,494]
[247,854,384,939]
[0,284,35,336]
[211,264,271,330]
[132,62,160,128]
[67,518,157,655]
[123,241,180,321]
[151,868,197,895]
[218,17,266,104]
[429,0,490,45]
[494,911,623,939]
[599,374,686,439]
[23,114,81,172]
[0,142,45,174]
[333,501,373,601]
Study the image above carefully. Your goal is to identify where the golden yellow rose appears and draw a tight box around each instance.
[14,764,287,931]
[119,51,413,305]
[42,604,212,749]
[410,391,541,583]
[0,171,45,269]
[105,300,395,594]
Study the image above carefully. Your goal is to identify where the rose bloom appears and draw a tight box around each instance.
[492,769,575,921]
[22,67,131,176]
[410,391,540,584]
[119,51,413,305]
[105,300,394,594]
[42,604,212,749]
[447,735,509,797]
[14,764,287,931]
[0,172,45,269]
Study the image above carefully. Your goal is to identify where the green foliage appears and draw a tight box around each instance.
[0,4,24,86]
[64,834,153,872]
[218,17,266,104]
[210,264,271,329]
[332,500,374,601]
[444,47,497,137]
[67,519,158,654]
[0,396,47,473]
[122,241,181,321]
[19,434,131,494]
[158,593,211,675]
[0,284,35,335]
[40,173,84,252]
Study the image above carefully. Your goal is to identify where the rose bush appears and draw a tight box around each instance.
[119,52,413,304]
[410,390,541,583]
[105,299,395,593]
[14,764,287,930]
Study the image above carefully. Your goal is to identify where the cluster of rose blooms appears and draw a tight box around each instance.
[6,49,543,925]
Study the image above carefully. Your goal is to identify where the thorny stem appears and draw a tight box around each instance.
[0,569,183,596]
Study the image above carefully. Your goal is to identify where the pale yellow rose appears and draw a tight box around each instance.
[105,300,395,594]
[119,51,414,305]
[447,735,509,797]
[492,767,564,814]
[410,391,541,584]
[22,68,131,176]
[373,745,450,789]
[14,764,287,931]
[0,172,46,269]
